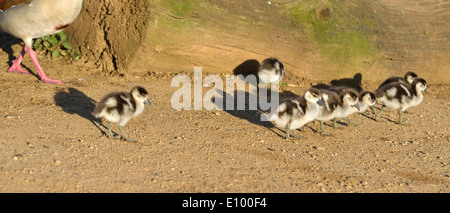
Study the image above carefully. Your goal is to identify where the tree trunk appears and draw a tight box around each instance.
[66,0,150,74]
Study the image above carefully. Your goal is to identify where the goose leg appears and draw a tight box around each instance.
[398,111,410,125]
[118,125,137,143]
[7,46,29,74]
[343,117,359,126]
[332,118,343,128]
[26,46,63,84]
[369,105,375,113]
[292,129,304,139]
[107,122,119,139]
[284,124,298,140]
[375,105,385,122]
[284,126,292,139]
[319,121,332,136]
[285,128,291,139]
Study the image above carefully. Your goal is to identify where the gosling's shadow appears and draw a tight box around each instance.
[311,73,363,92]
[233,59,260,77]
[233,59,260,87]
[54,87,110,136]
[312,73,363,93]
[330,73,363,92]
[358,110,377,121]
[210,88,317,138]
[211,88,283,136]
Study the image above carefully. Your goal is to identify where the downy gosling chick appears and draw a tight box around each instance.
[92,86,152,142]
[268,88,324,139]
[258,58,285,88]
[375,78,427,124]
[334,89,376,126]
[316,88,360,136]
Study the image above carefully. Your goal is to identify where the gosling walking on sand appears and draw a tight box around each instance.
[92,86,152,142]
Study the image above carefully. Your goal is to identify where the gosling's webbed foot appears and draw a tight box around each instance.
[332,119,341,129]
[375,105,386,122]
[398,122,411,126]
[122,136,138,143]
[118,125,137,143]
[108,133,121,140]
[343,117,359,126]
[284,127,303,140]
[292,130,304,139]
[292,135,305,139]
[375,115,385,122]
[284,130,297,140]
[319,121,332,136]
[107,122,121,140]
[397,111,410,126]
[332,125,343,129]
[285,135,298,140]
[319,131,333,136]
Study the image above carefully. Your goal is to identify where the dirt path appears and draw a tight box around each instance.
[0,0,448,193]
[0,47,448,192]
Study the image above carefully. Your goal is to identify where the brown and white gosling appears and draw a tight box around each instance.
[375,78,427,124]
[92,86,152,142]
[332,88,376,126]
[315,88,360,136]
[258,58,285,88]
[268,88,323,139]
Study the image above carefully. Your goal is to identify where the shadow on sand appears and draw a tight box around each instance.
[312,73,363,92]
[0,32,40,79]
[233,59,260,77]
[54,87,110,136]
[210,85,319,138]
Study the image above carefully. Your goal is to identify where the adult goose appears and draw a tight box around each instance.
[0,0,83,84]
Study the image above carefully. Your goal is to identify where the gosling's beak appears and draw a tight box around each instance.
[317,99,324,107]
[370,105,375,113]
[424,88,428,94]
[145,98,152,106]
[353,102,360,111]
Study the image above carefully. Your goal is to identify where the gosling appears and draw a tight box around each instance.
[332,89,376,126]
[258,57,285,89]
[92,86,152,142]
[315,88,360,136]
[375,78,427,124]
[268,88,323,139]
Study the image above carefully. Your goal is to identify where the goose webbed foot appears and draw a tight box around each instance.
[107,122,121,139]
[375,105,385,122]
[291,129,304,139]
[7,47,30,75]
[284,125,303,140]
[319,121,333,136]
[332,119,343,129]
[343,117,359,126]
[398,111,411,126]
[319,131,333,136]
[119,125,137,143]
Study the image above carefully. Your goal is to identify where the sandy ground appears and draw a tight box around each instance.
[0,44,448,193]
